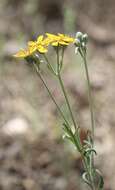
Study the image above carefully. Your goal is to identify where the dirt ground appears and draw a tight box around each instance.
[0,0,115,190]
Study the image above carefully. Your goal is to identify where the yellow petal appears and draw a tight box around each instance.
[37,35,44,43]
[28,41,36,46]
[46,33,59,40]
[37,45,47,53]
[52,41,59,46]
[58,33,75,43]
[64,36,75,43]
[59,41,68,46]
[58,33,64,37]
[28,41,37,53]
[28,46,37,53]
[42,37,51,46]
[13,49,30,58]
[46,33,56,38]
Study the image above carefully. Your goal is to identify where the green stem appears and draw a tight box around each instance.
[33,63,70,127]
[82,54,94,145]
[43,54,57,75]
[82,157,94,189]
[58,73,78,130]
[56,47,78,130]
[82,52,95,190]
[59,47,65,71]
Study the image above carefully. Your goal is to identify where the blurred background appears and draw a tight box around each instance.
[0,0,115,190]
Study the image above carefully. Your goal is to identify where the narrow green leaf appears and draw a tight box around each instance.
[82,172,92,187]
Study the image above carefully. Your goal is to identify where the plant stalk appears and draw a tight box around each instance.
[82,52,95,190]
[56,47,78,130]
[82,53,94,144]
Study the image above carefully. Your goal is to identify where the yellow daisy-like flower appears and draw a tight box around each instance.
[13,35,48,58]
[28,35,48,54]
[13,48,31,58]
[46,33,75,47]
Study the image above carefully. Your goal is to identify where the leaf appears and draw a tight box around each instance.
[75,47,79,54]
[82,172,92,187]
[83,140,91,146]
[63,123,82,152]
[84,148,97,157]
[96,169,104,190]
[63,123,71,135]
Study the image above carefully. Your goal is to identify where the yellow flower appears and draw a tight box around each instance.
[13,33,74,58]
[45,33,59,40]
[13,35,48,58]
[13,48,31,58]
[28,35,48,53]
[46,33,75,46]
[45,33,60,46]
[42,37,53,46]
[58,33,75,43]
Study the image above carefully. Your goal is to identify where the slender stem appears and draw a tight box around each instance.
[58,73,78,130]
[82,157,94,190]
[33,63,70,127]
[56,47,78,130]
[82,54,94,144]
[82,52,95,190]
[59,47,65,71]
[43,54,57,75]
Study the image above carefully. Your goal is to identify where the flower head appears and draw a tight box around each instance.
[74,32,88,55]
[28,35,48,54]
[46,33,75,47]
[13,35,48,58]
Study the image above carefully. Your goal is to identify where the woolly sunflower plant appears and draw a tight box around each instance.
[13,32,104,190]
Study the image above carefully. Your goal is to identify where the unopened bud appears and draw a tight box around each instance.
[82,34,88,44]
[76,32,83,41]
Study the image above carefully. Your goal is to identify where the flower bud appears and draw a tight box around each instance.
[76,32,83,41]
[82,34,88,44]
